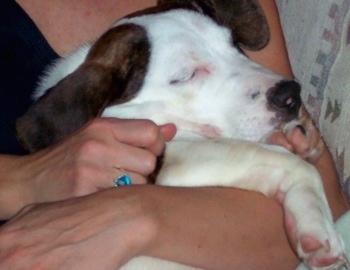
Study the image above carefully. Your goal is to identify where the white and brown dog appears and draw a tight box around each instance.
[16,0,349,269]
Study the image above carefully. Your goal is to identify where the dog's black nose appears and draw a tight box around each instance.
[268,80,301,115]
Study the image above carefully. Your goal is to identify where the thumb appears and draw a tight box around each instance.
[159,123,177,141]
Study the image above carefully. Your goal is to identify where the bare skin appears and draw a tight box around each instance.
[16,0,158,56]
[0,119,176,219]
[0,0,348,269]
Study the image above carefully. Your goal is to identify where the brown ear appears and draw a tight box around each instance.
[158,0,270,50]
[16,23,150,152]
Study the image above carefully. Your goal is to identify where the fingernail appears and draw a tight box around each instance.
[297,125,306,135]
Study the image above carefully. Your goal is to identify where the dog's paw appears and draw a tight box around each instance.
[284,208,349,270]
[282,118,324,163]
[298,231,348,270]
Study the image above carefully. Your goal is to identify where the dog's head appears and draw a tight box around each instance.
[16,0,302,152]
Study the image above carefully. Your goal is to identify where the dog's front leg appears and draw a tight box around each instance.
[157,140,348,270]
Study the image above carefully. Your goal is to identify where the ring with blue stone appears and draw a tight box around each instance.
[114,174,132,187]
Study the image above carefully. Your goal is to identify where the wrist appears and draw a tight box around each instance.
[0,155,30,219]
[101,187,160,266]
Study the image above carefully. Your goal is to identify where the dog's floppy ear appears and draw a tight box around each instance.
[158,0,270,50]
[16,24,150,152]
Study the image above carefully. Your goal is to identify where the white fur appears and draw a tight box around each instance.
[34,45,91,99]
[36,9,347,270]
[103,10,284,142]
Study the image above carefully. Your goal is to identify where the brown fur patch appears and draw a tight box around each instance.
[16,24,150,152]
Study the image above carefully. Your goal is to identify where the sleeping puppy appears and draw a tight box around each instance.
[16,0,349,269]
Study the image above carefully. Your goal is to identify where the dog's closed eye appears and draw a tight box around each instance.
[169,66,210,85]
[169,69,195,85]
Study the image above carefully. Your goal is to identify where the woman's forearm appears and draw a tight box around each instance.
[0,184,300,270]
[314,146,350,219]
[0,178,346,270]
[140,185,300,269]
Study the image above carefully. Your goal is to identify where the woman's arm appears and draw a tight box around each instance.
[0,0,348,269]
[0,185,297,270]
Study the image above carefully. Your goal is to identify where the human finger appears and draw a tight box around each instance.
[99,170,148,189]
[97,138,159,176]
[109,119,174,156]
[264,130,294,152]
[159,123,177,141]
[56,141,155,192]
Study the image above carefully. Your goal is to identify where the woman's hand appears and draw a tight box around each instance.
[0,118,176,219]
[0,188,159,270]
[265,119,349,219]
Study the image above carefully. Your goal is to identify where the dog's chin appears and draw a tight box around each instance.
[174,130,204,140]
[174,128,221,140]
[149,113,224,140]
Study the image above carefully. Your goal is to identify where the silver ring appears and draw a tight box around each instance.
[114,174,132,187]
